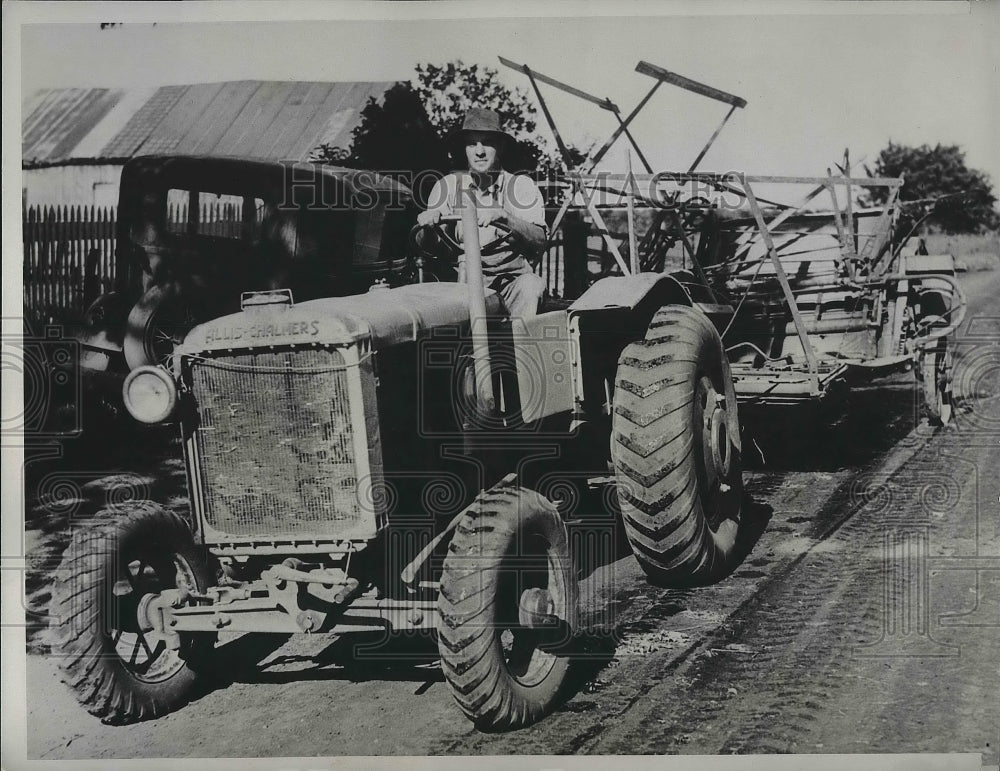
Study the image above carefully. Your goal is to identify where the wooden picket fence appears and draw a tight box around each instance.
[22,205,118,327]
[21,202,249,327]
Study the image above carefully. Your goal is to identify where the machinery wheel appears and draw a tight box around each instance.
[612,305,744,586]
[123,285,198,370]
[915,290,954,426]
[437,484,578,731]
[920,339,953,425]
[49,503,216,724]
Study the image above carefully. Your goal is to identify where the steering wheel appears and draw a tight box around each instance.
[409,214,515,281]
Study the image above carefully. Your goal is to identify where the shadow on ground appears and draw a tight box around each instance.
[199,631,443,690]
[740,376,919,472]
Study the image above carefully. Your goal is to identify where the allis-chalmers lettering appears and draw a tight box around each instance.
[205,320,321,345]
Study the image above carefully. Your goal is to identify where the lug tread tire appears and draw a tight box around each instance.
[49,502,215,725]
[437,484,577,731]
[612,305,743,586]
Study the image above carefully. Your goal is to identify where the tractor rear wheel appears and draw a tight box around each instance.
[612,305,744,586]
[49,503,216,724]
[437,484,577,731]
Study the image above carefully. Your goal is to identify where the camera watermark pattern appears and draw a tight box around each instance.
[853,527,960,658]
[1,323,82,439]
[915,473,965,517]
[415,317,576,438]
[850,448,999,658]
[950,344,1000,435]
[34,471,153,518]
[19,471,156,633]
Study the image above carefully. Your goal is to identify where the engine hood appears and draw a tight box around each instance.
[178,282,503,354]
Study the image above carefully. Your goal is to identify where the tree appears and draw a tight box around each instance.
[310,61,588,207]
[864,142,999,234]
[311,83,450,204]
[414,62,537,142]
[412,60,570,173]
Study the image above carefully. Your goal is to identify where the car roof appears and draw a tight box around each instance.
[120,154,413,202]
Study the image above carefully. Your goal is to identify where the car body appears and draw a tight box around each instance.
[75,155,415,375]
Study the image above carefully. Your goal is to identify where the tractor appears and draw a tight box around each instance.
[50,56,966,733]
[50,195,744,730]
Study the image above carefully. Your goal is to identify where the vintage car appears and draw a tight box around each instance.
[76,155,415,375]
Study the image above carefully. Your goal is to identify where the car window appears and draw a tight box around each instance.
[166,189,266,241]
[165,189,190,234]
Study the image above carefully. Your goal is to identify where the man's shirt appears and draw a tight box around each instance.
[425,170,548,278]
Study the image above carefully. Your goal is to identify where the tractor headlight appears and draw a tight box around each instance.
[122,366,178,424]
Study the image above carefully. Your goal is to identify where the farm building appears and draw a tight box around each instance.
[21,80,395,207]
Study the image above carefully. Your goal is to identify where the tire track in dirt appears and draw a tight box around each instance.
[428,461,886,755]
[584,435,976,754]
[27,274,998,759]
[566,469,915,751]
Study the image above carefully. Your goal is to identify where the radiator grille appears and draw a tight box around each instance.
[187,348,368,539]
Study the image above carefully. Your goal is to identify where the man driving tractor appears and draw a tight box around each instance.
[416,107,548,318]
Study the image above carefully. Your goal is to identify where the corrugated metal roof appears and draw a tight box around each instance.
[72,87,159,158]
[102,85,187,158]
[101,80,391,162]
[22,81,393,167]
[22,88,126,165]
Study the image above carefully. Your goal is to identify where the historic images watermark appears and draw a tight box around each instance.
[275,162,753,215]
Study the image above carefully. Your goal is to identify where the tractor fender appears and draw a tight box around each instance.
[568,271,692,313]
[565,273,700,421]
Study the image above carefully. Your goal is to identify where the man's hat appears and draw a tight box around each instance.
[448,107,514,149]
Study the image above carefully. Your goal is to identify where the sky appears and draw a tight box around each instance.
[13,2,1000,196]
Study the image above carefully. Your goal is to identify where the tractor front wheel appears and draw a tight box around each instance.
[437,484,578,731]
[49,503,216,724]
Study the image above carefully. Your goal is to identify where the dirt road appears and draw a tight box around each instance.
[22,270,1000,763]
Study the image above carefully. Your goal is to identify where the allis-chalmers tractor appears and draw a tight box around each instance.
[50,191,744,730]
[51,59,965,732]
